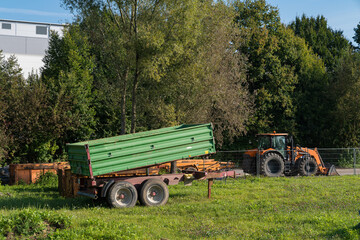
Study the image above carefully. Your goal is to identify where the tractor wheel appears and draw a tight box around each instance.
[139,179,169,206]
[261,153,284,177]
[107,181,138,208]
[298,157,318,176]
[242,154,256,174]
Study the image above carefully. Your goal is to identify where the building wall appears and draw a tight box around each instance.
[0,19,64,77]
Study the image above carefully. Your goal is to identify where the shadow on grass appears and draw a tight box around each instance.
[0,185,110,210]
[169,192,189,198]
[11,186,57,193]
[0,195,102,210]
[323,223,360,239]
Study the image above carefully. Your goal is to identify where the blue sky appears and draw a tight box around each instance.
[0,0,359,43]
[267,0,360,44]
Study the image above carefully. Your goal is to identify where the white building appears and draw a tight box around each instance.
[0,19,64,77]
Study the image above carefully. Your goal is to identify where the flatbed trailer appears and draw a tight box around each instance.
[66,123,237,208]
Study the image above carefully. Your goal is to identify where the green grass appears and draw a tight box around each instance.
[1,176,360,239]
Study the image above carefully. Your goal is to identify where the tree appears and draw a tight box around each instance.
[60,0,253,147]
[0,61,9,165]
[0,54,24,164]
[354,22,360,47]
[0,54,57,163]
[64,0,189,134]
[41,26,96,155]
[233,0,329,147]
[136,1,253,147]
[331,51,360,147]
[234,0,296,135]
[290,15,350,72]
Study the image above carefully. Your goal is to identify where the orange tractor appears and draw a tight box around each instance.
[243,132,338,177]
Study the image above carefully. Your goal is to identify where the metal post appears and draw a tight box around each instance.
[354,148,356,175]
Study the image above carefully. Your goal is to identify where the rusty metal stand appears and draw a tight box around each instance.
[208,178,214,199]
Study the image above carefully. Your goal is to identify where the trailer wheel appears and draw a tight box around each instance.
[298,157,318,176]
[139,179,169,206]
[261,153,284,177]
[107,181,138,208]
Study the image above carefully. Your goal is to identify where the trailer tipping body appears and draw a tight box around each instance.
[67,123,216,177]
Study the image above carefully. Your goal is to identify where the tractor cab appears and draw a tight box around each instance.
[256,133,293,160]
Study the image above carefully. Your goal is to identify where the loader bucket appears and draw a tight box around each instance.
[326,165,339,176]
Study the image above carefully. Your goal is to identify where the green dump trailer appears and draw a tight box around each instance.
[67,123,216,177]
[66,123,235,208]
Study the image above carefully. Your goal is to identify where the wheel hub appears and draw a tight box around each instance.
[115,188,132,206]
[147,185,164,204]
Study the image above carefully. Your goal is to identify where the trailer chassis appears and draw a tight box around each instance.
[76,170,237,208]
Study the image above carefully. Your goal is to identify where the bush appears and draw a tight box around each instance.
[337,149,360,168]
[0,209,71,239]
[35,172,58,187]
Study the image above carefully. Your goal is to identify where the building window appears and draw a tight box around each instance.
[36,26,47,35]
[2,23,11,30]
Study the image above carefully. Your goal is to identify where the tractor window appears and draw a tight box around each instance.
[258,136,271,149]
[273,136,286,156]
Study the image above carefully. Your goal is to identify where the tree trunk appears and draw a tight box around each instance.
[120,68,128,135]
[131,56,139,133]
[131,1,138,134]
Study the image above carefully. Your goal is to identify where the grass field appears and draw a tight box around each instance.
[1,175,360,239]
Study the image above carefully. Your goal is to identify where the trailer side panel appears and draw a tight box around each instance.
[67,123,215,176]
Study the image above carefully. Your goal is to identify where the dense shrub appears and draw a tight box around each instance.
[0,209,71,239]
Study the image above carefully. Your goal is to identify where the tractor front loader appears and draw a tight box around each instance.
[243,132,338,177]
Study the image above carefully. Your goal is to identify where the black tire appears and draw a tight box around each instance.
[139,179,169,206]
[261,152,284,177]
[298,157,318,176]
[107,181,138,208]
[242,154,256,174]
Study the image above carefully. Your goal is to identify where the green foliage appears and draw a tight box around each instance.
[290,15,350,72]
[354,22,360,47]
[288,15,352,147]
[0,127,8,166]
[233,0,327,148]
[0,55,58,163]
[1,0,360,165]
[41,26,96,157]
[0,209,71,238]
[35,172,58,187]
[61,0,253,147]
[337,149,356,168]
[331,51,360,147]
